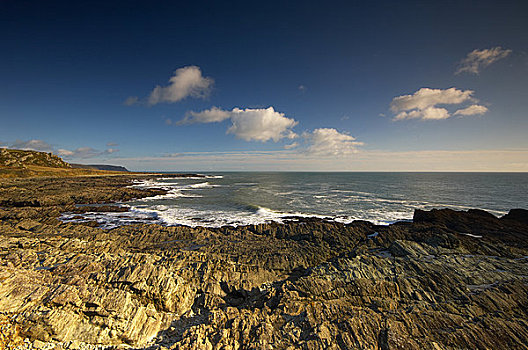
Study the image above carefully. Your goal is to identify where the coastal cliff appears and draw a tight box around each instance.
[0,176,527,349]
[0,149,129,178]
[70,164,129,172]
[0,149,71,169]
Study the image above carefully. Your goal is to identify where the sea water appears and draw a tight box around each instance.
[62,172,527,228]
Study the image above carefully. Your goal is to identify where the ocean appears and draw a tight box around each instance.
[62,172,528,228]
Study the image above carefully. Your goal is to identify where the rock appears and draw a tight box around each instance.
[0,314,24,348]
[501,208,528,225]
[0,148,71,169]
[32,339,49,349]
[389,239,431,257]
[413,208,501,233]
[0,176,527,349]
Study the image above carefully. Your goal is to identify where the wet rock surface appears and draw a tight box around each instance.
[1,176,527,349]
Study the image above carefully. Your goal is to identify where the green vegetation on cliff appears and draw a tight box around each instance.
[0,148,129,178]
[0,148,71,169]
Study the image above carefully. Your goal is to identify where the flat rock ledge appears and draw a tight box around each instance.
[1,176,527,349]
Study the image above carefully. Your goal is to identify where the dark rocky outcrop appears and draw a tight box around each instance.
[0,176,527,349]
[501,208,528,225]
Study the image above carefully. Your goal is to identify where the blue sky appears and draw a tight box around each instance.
[1,0,527,171]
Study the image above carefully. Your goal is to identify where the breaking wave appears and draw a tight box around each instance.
[61,172,521,229]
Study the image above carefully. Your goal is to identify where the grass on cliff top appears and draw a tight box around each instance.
[0,148,144,178]
[0,165,134,179]
[0,148,70,168]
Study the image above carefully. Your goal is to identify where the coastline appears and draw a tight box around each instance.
[1,175,528,349]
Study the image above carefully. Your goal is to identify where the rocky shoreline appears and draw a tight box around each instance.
[1,175,527,349]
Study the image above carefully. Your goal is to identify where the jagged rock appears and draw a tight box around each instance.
[413,208,501,233]
[0,176,527,349]
[501,208,528,225]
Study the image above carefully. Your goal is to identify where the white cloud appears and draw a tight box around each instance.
[162,152,183,158]
[111,149,528,172]
[147,66,214,105]
[227,107,298,142]
[453,104,489,116]
[57,149,75,157]
[58,147,119,159]
[298,85,306,92]
[304,128,363,156]
[106,142,118,147]
[178,106,231,125]
[58,147,99,158]
[456,47,512,75]
[394,107,450,121]
[390,87,484,121]
[180,106,298,142]
[284,142,299,149]
[7,139,120,159]
[10,139,54,152]
[123,96,139,106]
[391,87,473,112]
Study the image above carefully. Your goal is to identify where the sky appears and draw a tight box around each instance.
[1,0,527,171]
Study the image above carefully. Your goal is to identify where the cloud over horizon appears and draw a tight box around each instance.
[390,87,487,121]
[178,108,364,157]
[10,139,54,152]
[304,128,363,156]
[109,148,528,172]
[58,147,119,159]
[284,142,299,150]
[228,107,298,142]
[5,139,119,160]
[456,47,512,75]
[180,106,299,142]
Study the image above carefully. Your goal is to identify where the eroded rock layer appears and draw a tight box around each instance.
[0,176,527,349]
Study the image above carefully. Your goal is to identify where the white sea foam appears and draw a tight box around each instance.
[332,210,413,226]
[129,179,218,202]
[61,203,414,229]
[131,179,170,188]
[173,176,204,179]
[188,182,217,189]
[122,205,330,228]
[65,173,519,230]
[255,206,327,221]
[138,189,202,201]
